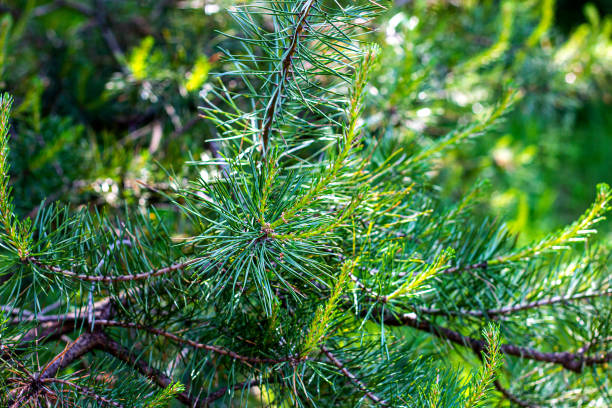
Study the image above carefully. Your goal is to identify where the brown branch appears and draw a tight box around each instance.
[349,272,381,299]
[96,334,202,407]
[27,257,201,282]
[373,310,612,373]
[1,305,34,318]
[321,345,388,407]
[578,336,612,354]
[42,378,124,408]
[7,332,106,407]
[39,332,107,380]
[97,333,278,407]
[419,289,612,317]
[494,380,540,408]
[259,0,317,154]
[91,319,296,365]
[18,320,79,346]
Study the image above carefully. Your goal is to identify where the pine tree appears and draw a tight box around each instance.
[1,1,611,407]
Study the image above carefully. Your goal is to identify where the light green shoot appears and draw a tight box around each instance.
[464,323,503,408]
[0,93,31,258]
[385,248,453,301]
[301,259,353,356]
[406,90,519,166]
[270,45,379,230]
[146,381,186,408]
[491,183,611,265]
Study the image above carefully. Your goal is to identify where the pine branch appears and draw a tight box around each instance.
[268,45,379,229]
[96,334,269,407]
[27,257,202,282]
[41,378,125,408]
[95,334,200,407]
[493,380,540,408]
[259,0,317,154]
[8,297,298,366]
[91,319,299,365]
[405,91,518,166]
[38,332,106,380]
[372,310,612,373]
[490,183,611,265]
[465,324,502,408]
[7,332,106,406]
[3,1,611,405]
[418,289,612,317]
[321,345,388,407]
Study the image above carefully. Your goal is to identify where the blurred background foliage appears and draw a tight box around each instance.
[0,0,611,244]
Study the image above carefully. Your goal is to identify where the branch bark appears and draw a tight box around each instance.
[96,334,267,407]
[38,332,107,380]
[27,257,201,282]
[494,380,540,408]
[418,290,612,317]
[92,319,298,365]
[259,0,317,154]
[321,345,388,407]
[42,378,124,408]
[372,309,611,373]
[95,334,200,407]
[7,332,106,407]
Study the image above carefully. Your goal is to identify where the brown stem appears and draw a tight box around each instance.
[419,290,612,317]
[42,378,124,408]
[374,310,611,373]
[259,0,317,154]
[96,334,216,407]
[27,257,201,282]
[321,345,388,407]
[92,319,297,365]
[7,333,106,406]
[38,332,107,380]
[494,380,540,408]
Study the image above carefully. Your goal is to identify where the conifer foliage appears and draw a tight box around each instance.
[1,1,611,407]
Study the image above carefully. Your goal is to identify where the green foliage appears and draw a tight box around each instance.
[147,382,187,408]
[0,1,611,407]
[465,324,502,408]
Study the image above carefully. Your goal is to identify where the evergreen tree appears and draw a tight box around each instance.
[1,1,610,407]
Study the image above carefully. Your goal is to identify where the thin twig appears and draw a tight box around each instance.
[92,319,297,365]
[42,378,124,408]
[96,334,200,407]
[494,380,540,408]
[7,333,106,406]
[372,310,612,373]
[321,345,388,407]
[1,305,34,317]
[27,257,201,282]
[39,332,107,380]
[259,0,317,154]
[418,289,612,317]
